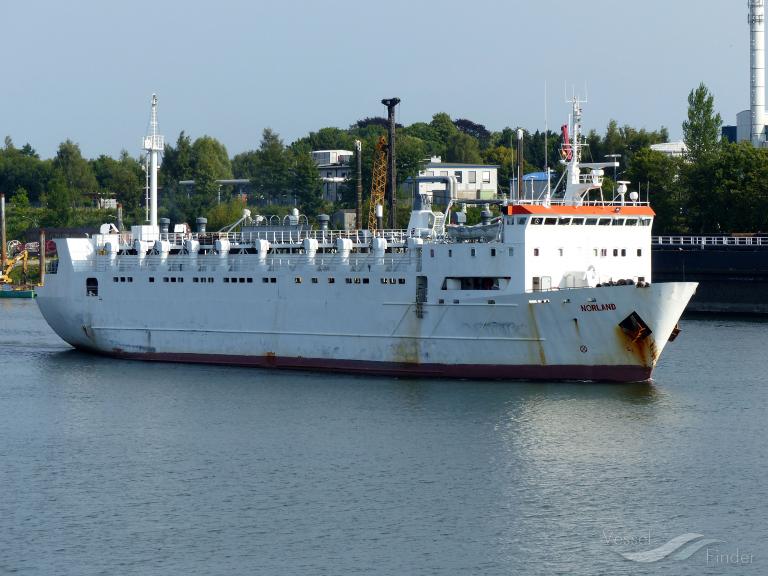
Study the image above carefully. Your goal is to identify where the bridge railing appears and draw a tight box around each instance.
[653,236,768,247]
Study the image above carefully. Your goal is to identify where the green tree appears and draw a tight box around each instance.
[294,127,355,153]
[207,197,248,231]
[41,175,73,227]
[190,135,232,209]
[251,128,292,204]
[430,112,459,149]
[161,131,194,186]
[445,131,482,163]
[92,151,144,217]
[292,150,324,215]
[627,148,685,233]
[52,140,98,207]
[682,83,722,164]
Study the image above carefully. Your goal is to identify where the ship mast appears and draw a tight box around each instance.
[142,94,164,229]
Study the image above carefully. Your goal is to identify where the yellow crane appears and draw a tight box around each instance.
[1,250,29,285]
[368,136,388,233]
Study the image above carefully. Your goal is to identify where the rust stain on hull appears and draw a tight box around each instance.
[527,304,547,366]
[616,326,658,368]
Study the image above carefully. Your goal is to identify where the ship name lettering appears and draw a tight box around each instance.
[580,303,617,312]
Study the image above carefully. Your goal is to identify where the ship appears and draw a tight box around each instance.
[36,96,697,382]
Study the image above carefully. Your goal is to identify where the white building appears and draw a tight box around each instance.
[416,157,499,201]
[649,141,687,158]
[312,150,353,202]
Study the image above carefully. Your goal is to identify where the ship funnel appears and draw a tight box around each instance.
[196,217,207,234]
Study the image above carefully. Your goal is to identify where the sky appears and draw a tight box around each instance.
[0,0,751,159]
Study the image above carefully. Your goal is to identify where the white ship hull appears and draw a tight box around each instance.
[36,246,696,382]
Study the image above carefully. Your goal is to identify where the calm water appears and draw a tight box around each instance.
[1,300,766,575]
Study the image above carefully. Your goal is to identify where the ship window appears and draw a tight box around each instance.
[454,170,463,183]
[615,218,625,225]
[558,218,571,225]
[163,277,169,282]
[621,249,627,257]
[448,249,452,257]
[86,277,98,297]
[363,278,370,284]
[468,170,477,184]
[295,277,302,284]
[534,248,540,256]
[491,248,496,257]
[262,277,269,283]
[247,277,253,283]
[441,277,507,290]
[599,219,611,226]
[637,249,642,257]
[430,249,435,257]
[601,249,607,257]
[593,249,598,256]
[381,278,389,284]
[193,277,199,283]
[398,278,405,284]
[613,249,619,256]
[171,277,177,283]
[120,277,126,282]
[238,278,244,283]
[178,277,183,283]
[270,277,276,283]
[354,277,361,284]
[471,248,476,257]
[508,248,514,256]
[149,277,155,283]
[572,218,584,225]
[626,219,638,226]
[113,277,118,282]
[328,277,335,284]
[558,248,564,256]
[345,278,353,284]
[517,217,527,225]
[585,218,597,225]
[531,217,543,225]
[544,218,557,225]
[128,277,133,283]
[482,170,491,183]
[209,277,214,283]
[224,278,229,283]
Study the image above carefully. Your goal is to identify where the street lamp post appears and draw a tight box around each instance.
[605,153,621,193]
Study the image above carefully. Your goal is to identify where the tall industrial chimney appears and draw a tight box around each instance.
[750,0,766,146]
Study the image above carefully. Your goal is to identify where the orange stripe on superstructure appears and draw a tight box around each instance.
[506,204,655,216]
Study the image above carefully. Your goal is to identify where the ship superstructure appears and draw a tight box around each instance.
[36,97,697,382]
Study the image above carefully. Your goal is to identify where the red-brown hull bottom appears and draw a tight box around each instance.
[85,348,653,383]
